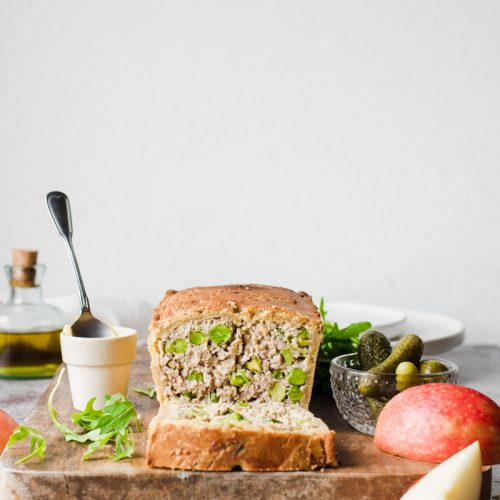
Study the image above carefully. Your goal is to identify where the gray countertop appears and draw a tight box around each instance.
[0,344,498,499]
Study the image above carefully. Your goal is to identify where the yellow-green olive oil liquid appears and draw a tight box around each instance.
[0,329,62,378]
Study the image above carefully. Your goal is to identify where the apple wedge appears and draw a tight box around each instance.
[401,441,482,500]
[374,383,500,464]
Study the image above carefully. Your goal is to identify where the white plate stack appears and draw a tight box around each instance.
[324,301,465,354]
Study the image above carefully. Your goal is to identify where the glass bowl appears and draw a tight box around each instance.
[330,354,459,435]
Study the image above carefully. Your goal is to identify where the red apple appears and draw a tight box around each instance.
[0,409,18,452]
[374,383,500,464]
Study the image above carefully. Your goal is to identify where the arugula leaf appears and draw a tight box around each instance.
[95,396,142,435]
[112,429,134,460]
[7,425,47,464]
[338,322,372,340]
[48,371,92,443]
[48,367,142,460]
[71,397,102,429]
[319,297,328,323]
[132,386,156,398]
[81,431,115,460]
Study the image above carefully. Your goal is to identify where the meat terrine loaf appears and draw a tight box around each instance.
[148,284,323,408]
[146,401,336,471]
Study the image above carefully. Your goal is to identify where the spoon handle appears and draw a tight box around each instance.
[46,191,90,312]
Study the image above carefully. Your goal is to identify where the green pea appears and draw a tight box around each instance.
[288,367,307,386]
[280,349,293,366]
[245,356,262,373]
[230,375,245,386]
[209,392,220,403]
[181,391,196,399]
[236,401,249,407]
[226,412,245,422]
[297,329,310,347]
[229,370,251,386]
[166,338,187,354]
[208,324,233,345]
[189,330,207,345]
[288,386,303,402]
[272,369,284,379]
[187,371,203,382]
[269,382,286,402]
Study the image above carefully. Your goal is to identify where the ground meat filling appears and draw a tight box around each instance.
[161,401,327,432]
[157,317,311,404]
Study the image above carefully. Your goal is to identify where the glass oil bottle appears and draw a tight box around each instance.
[0,249,65,378]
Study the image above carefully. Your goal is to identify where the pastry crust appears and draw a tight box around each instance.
[148,284,323,409]
[151,284,322,327]
[146,413,336,471]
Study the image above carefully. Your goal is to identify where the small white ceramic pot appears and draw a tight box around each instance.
[60,326,137,410]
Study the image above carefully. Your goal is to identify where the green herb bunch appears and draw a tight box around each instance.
[314,298,371,394]
[8,368,142,464]
[47,368,142,461]
[319,298,371,359]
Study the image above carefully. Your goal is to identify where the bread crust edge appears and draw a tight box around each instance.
[146,417,337,471]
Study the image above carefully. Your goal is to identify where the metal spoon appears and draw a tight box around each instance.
[46,191,117,338]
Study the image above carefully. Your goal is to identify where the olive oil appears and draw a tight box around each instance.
[0,329,62,378]
[0,250,65,378]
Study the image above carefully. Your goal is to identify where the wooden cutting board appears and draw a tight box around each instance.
[0,348,492,500]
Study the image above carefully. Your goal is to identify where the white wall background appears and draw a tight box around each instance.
[1,1,499,343]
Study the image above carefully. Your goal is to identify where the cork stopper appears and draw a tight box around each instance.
[10,249,38,287]
[12,249,38,267]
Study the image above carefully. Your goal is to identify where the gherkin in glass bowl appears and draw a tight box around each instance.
[330,353,459,435]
